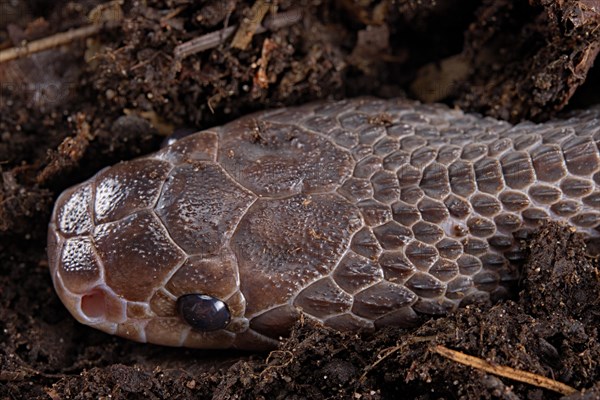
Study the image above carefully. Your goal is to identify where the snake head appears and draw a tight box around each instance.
[46,133,279,350]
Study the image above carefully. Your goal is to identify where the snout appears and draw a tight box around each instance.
[47,182,128,335]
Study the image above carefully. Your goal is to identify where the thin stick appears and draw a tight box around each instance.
[0,24,101,64]
[174,26,238,58]
[433,345,578,396]
[230,0,271,50]
[359,344,402,382]
[174,8,303,59]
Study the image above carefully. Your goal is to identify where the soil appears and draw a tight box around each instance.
[1,1,600,399]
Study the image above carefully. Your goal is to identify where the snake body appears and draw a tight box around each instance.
[47,98,600,350]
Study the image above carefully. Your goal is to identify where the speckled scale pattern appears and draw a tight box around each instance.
[47,98,600,350]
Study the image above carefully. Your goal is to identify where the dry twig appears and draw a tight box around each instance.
[0,1,123,64]
[230,0,272,50]
[433,345,578,396]
[174,8,303,59]
[0,25,101,64]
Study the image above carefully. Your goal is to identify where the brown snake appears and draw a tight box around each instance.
[47,98,600,350]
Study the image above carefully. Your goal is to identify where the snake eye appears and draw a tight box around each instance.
[176,294,231,331]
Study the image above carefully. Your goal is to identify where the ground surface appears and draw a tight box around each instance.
[1,1,600,399]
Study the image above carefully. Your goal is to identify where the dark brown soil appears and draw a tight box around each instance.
[1,1,599,399]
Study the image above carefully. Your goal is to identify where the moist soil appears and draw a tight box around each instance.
[1,1,600,399]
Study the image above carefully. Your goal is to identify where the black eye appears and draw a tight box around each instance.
[176,294,231,331]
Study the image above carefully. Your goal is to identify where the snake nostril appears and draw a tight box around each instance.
[176,294,231,332]
[81,289,107,319]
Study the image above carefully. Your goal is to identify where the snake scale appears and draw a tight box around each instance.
[47,98,600,350]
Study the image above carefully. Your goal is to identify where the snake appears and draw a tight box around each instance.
[47,98,600,350]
